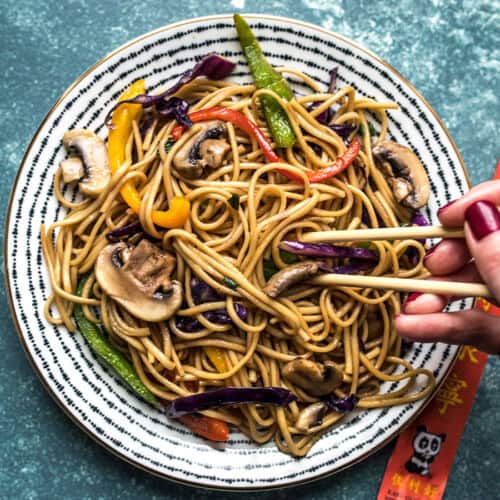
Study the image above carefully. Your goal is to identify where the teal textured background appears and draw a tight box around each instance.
[1,1,499,498]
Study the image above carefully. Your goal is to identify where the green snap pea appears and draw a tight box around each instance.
[234,14,296,148]
[74,276,158,405]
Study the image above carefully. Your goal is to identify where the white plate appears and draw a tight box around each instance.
[5,14,471,490]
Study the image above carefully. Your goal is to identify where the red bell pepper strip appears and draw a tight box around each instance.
[172,107,360,183]
[179,414,230,442]
[304,138,360,183]
[172,107,281,163]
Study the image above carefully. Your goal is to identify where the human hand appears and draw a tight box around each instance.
[395,179,500,354]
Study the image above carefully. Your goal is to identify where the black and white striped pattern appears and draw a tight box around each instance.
[5,15,470,490]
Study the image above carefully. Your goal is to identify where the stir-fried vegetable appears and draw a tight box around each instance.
[106,221,143,242]
[74,275,158,405]
[184,278,233,372]
[176,279,248,331]
[175,305,247,332]
[108,81,190,229]
[77,278,231,441]
[76,276,231,441]
[234,14,296,148]
[223,277,238,290]
[108,79,145,172]
[205,347,228,373]
[178,414,230,442]
[300,138,361,183]
[329,123,356,143]
[105,54,236,123]
[166,387,296,418]
[280,241,378,260]
[324,394,359,413]
[359,122,377,137]
[190,277,222,303]
[155,96,192,127]
[411,211,430,228]
[172,106,361,183]
[309,66,338,124]
[172,106,280,160]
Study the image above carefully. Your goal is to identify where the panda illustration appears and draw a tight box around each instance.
[405,425,446,476]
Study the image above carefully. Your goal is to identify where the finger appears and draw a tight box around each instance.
[403,292,448,314]
[403,262,482,314]
[395,309,500,354]
[437,180,500,227]
[423,239,471,276]
[464,200,500,300]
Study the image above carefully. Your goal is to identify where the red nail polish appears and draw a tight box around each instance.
[465,200,500,240]
[404,292,422,307]
[423,243,440,262]
[437,199,458,216]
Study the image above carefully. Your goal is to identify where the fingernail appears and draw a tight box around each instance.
[404,292,422,308]
[423,243,440,262]
[437,199,458,216]
[465,200,500,240]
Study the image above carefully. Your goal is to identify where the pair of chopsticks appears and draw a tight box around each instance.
[302,226,492,299]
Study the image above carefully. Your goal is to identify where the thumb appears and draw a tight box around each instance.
[464,200,500,301]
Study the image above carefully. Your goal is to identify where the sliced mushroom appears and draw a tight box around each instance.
[95,239,182,322]
[295,402,329,434]
[282,359,343,397]
[199,139,231,167]
[60,157,85,183]
[372,140,430,209]
[263,261,319,298]
[173,121,229,179]
[63,129,110,197]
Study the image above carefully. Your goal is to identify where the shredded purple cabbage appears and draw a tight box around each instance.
[166,387,296,418]
[174,315,204,333]
[204,304,248,324]
[155,96,192,127]
[190,278,223,304]
[324,394,359,413]
[105,54,236,126]
[106,221,143,242]
[175,278,248,332]
[308,67,338,124]
[175,304,248,332]
[329,123,356,143]
[411,212,430,228]
[280,241,378,261]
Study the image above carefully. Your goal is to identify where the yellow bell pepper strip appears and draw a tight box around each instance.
[108,80,190,229]
[205,346,228,372]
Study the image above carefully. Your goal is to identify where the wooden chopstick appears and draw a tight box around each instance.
[301,226,464,243]
[311,274,492,299]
